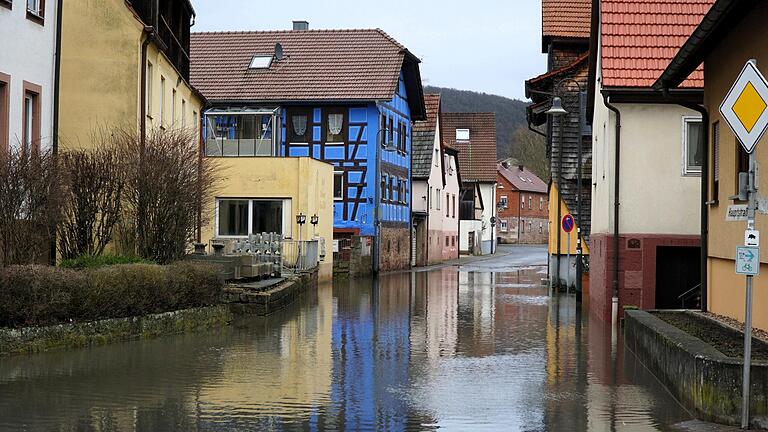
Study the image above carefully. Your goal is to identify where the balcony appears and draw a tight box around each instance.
[128,0,193,80]
[205,110,279,157]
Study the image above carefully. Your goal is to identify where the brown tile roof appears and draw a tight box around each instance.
[543,0,592,40]
[498,163,548,194]
[190,29,425,117]
[601,0,713,88]
[412,94,441,179]
[441,113,497,183]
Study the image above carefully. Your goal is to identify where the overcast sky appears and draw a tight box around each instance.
[191,0,545,101]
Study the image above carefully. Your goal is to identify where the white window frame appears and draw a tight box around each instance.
[172,88,177,125]
[682,115,703,176]
[146,62,154,118]
[521,195,525,209]
[160,76,166,128]
[333,171,344,200]
[500,219,508,233]
[540,197,544,210]
[214,198,292,239]
[456,128,470,141]
[500,195,508,208]
[181,99,186,127]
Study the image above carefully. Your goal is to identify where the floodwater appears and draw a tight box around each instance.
[0,246,693,431]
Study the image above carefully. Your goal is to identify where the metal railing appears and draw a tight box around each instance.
[282,239,319,273]
[678,283,702,309]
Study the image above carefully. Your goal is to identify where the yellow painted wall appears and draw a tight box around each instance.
[145,43,203,133]
[200,157,335,280]
[548,183,590,255]
[701,1,768,329]
[59,0,202,148]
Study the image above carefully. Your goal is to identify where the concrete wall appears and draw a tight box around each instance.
[200,157,334,279]
[459,220,482,254]
[478,182,497,254]
[0,0,57,150]
[702,2,768,330]
[59,0,202,148]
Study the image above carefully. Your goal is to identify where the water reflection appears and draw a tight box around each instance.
[0,258,691,431]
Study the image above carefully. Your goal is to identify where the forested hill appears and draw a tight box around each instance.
[425,85,549,180]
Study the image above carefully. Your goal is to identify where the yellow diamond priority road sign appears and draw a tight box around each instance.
[721,61,768,153]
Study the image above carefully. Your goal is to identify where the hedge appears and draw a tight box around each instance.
[60,254,154,269]
[0,262,223,329]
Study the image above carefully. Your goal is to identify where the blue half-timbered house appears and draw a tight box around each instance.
[191,23,425,272]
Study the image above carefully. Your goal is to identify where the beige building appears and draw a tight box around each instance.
[58,0,203,148]
[657,0,768,331]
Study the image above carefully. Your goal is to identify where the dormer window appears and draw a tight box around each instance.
[456,128,469,141]
[249,55,273,70]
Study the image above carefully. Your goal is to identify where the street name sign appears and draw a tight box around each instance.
[720,60,768,153]
[726,204,749,221]
[746,229,760,247]
[561,214,574,233]
[736,246,760,276]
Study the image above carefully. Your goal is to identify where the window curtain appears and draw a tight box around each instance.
[292,115,307,137]
[328,113,343,135]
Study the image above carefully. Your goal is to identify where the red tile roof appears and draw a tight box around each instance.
[498,163,548,194]
[190,29,415,103]
[543,0,592,39]
[441,113,497,183]
[412,94,441,179]
[601,0,713,88]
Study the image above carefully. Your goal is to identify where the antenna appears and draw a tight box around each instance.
[274,43,283,61]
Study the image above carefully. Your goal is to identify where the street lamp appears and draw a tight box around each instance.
[546,97,567,291]
[296,213,306,268]
[310,213,319,238]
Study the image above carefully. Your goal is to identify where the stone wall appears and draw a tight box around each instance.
[379,224,411,272]
[625,310,768,429]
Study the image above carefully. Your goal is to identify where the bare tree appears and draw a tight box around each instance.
[115,127,217,264]
[0,145,61,266]
[58,136,125,259]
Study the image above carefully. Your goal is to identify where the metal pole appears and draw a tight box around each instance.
[741,149,757,429]
[556,113,563,289]
[576,91,583,301]
[567,231,571,294]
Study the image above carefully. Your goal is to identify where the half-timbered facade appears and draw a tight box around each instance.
[190,24,425,274]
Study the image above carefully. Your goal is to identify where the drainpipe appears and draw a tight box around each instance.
[50,0,63,265]
[603,92,621,325]
[679,101,709,312]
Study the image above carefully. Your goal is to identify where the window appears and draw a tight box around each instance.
[540,197,544,211]
[683,116,703,175]
[521,220,524,233]
[218,199,249,236]
[456,128,469,141]
[528,196,532,209]
[521,195,525,208]
[249,55,273,69]
[500,195,508,208]
[452,194,456,218]
[217,199,286,237]
[528,221,532,232]
[400,179,406,204]
[181,99,186,127]
[500,220,508,232]
[0,0,11,10]
[326,108,346,142]
[400,121,407,152]
[451,236,455,247]
[428,186,432,209]
[333,172,344,200]
[388,117,394,147]
[382,175,388,201]
[22,82,40,156]
[392,176,399,202]
[446,192,450,217]
[205,112,276,157]
[445,236,449,247]
[26,0,44,22]
[712,121,720,203]
[160,76,166,127]
[436,188,441,210]
[146,62,153,117]
[434,148,439,167]
[539,222,543,234]
[192,111,198,138]
[172,89,177,125]
[289,109,310,142]
[0,74,8,152]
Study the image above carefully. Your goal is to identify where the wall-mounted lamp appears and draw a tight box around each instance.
[310,214,319,225]
[296,213,306,225]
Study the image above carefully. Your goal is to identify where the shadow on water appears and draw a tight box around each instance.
[0,258,691,431]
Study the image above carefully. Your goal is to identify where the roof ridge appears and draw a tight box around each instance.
[192,28,392,36]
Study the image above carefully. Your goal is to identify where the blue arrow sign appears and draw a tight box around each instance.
[736,246,760,276]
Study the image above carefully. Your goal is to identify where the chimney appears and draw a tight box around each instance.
[501,161,509,169]
[293,21,309,31]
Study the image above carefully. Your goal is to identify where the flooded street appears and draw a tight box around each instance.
[0,245,692,431]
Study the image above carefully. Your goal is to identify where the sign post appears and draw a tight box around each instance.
[562,214,575,294]
[720,59,768,429]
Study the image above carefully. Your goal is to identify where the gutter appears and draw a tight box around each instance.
[602,91,621,324]
[50,0,63,265]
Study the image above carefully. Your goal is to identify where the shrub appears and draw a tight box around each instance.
[0,262,223,329]
[60,254,154,269]
[58,142,125,260]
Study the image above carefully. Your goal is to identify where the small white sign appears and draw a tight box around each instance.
[736,246,760,276]
[332,239,339,253]
[726,204,749,221]
[720,61,768,154]
[746,229,760,247]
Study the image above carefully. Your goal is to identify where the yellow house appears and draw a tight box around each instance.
[656,0,768,330]
[58,0,203,148]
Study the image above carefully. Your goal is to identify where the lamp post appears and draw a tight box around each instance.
[546,97,567,290]
[373,123,398,273]
[296,213,306,268]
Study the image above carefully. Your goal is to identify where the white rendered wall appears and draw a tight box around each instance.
[0,3,57,150]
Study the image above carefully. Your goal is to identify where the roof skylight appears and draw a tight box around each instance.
[249,55,273,69]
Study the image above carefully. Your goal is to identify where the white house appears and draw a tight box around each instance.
[411,94,461,266]
[0,0,58,153]
[442,112,498,255]
[587,0,707,321]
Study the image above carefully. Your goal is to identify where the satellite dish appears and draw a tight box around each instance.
[274,43,283,61]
